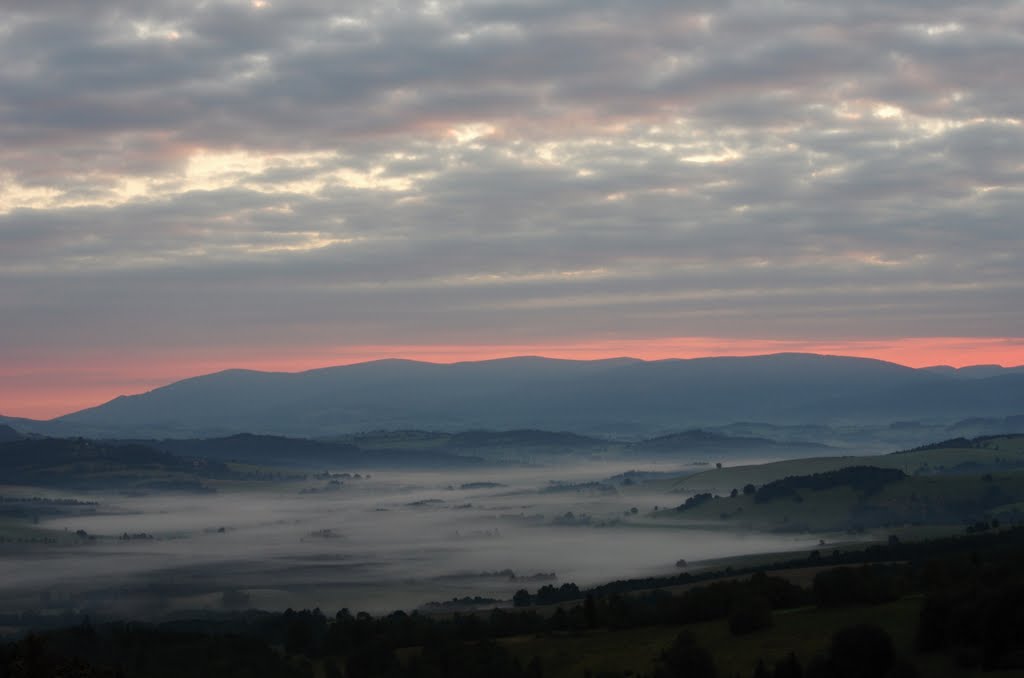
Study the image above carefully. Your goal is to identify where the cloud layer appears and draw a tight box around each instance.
[2,0,1023,416]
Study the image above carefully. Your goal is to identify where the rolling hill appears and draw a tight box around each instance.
[658,434,1024,532]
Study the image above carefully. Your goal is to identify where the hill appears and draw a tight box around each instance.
[20,353,1024,438]
[0,432,490,492]
[151,432,485,468]
[0,436,230,492]
[630,429,830,457]
[0,424,21,443]
[659,434,1024,532]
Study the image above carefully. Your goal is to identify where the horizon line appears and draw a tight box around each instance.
[201,350,1020,372]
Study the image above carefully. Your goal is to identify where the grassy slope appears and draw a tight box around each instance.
[668,436,1024,495]
[659,472,1024,531]
[652,436,1024,532]
[501,594,1022,678]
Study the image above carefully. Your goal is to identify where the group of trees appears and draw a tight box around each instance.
[674,492,714,511]
[513,583,581,607]
[916,562,1024,669]
[656,623,913,678]
[0,620,312,678]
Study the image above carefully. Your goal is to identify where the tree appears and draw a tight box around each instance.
[827,624,894,678]
[584,594,598,628]
[773,652,803,678]
[658,631,717,678]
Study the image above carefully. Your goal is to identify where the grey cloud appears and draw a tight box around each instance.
[1,0,1023,381]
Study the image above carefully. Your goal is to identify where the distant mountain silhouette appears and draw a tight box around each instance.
[22,353,1024,437]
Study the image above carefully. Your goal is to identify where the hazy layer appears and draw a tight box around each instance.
[2,462,825,617]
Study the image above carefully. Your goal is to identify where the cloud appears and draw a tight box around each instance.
[1,0,1023,415]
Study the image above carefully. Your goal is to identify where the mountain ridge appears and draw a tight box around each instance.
[5,353,1023,438]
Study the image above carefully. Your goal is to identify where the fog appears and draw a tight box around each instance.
[1,461,828,618]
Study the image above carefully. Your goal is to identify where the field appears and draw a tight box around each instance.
[665,436,1024,495]
[498,594,1024,678]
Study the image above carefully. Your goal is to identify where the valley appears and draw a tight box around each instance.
[3,358,1024,676]
[3,424,1023,630]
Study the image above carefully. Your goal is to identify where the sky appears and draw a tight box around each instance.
[2,0,1023,419]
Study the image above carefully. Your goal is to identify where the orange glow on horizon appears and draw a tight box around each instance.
[2,336,1023,420]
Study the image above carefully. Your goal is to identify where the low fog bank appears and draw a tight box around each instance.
[0,461,828,620]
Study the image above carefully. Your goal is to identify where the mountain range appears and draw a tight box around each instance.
[2,353,1023,438]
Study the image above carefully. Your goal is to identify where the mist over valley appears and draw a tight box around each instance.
[0,454,831,621]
